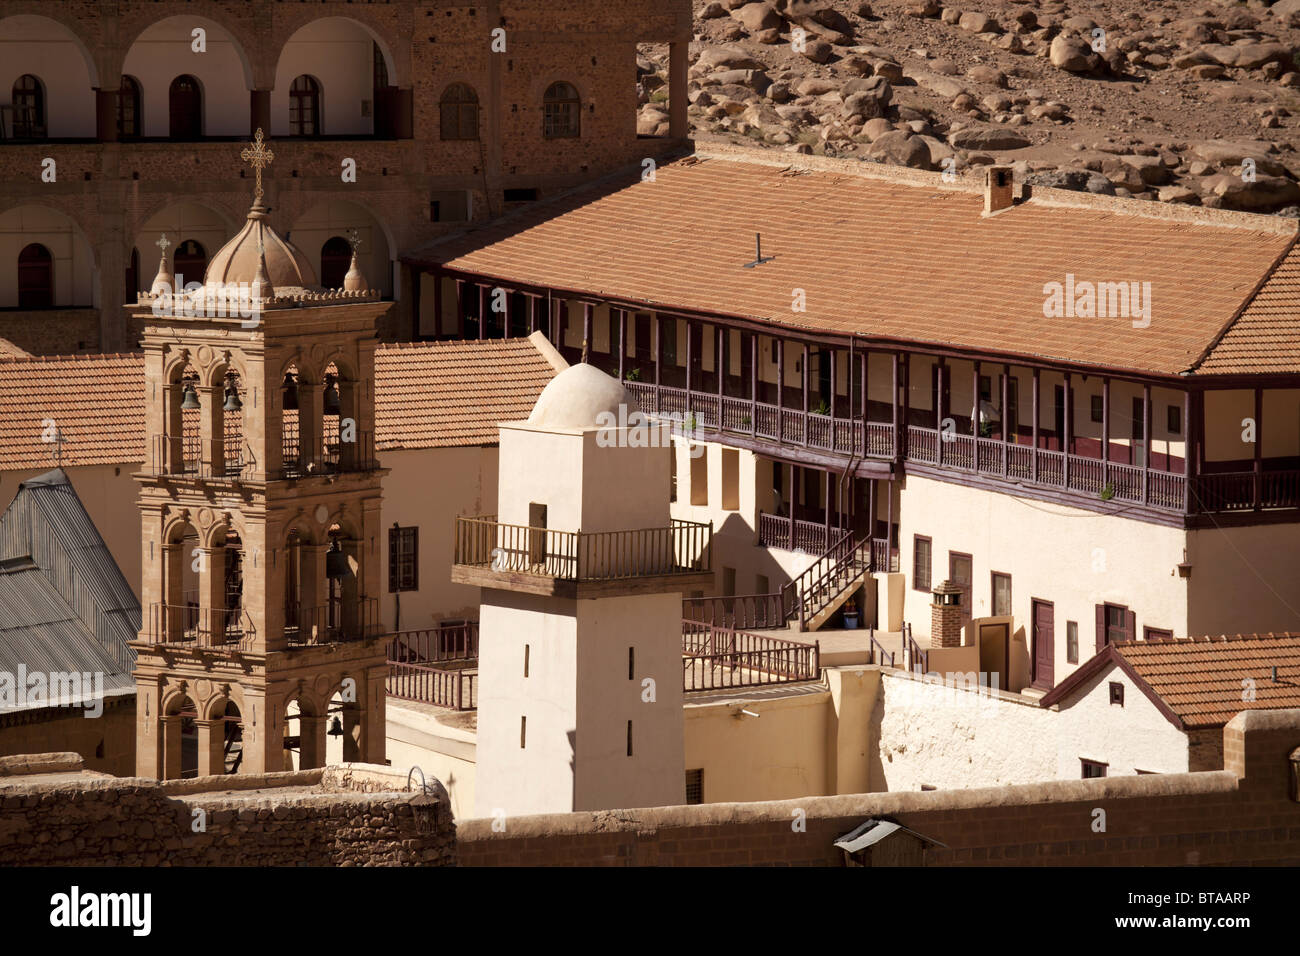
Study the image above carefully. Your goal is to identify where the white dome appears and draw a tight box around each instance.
[527,363,638,429]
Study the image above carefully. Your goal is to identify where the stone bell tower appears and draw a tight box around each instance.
[457,364,715,817]
[130,130,393,780]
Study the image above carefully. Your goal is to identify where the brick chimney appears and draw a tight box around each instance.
[983,165,1014,215]
[931,580,964,648]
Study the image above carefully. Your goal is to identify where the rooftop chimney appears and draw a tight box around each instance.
[931,580,964,649]
[983,165,1014,216]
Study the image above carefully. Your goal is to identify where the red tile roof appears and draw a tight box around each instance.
[1196,243,1300,375]
[374,335,562,450]
[0,337,561,470]
[1042,632,1300,730]
[410,148,1298,378]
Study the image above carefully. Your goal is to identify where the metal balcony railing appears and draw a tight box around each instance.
[283,597,382,646]
[143,603,255,651]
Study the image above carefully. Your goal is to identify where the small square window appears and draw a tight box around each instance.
[1067,621,1079,664]
[1109,681,1124,706]
[685,768,704,804]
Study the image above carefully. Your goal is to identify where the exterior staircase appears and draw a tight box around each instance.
[782,531,874,632]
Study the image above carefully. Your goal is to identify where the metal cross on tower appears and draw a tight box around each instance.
[240,128,275,204]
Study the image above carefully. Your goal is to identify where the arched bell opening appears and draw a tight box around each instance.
[163,693,198,780]
[325,685,362,765]
[283,526,322,645]
[281,362,302,476]
[324,522,361,641]
[283,695,324,771]
[165,362,203,474]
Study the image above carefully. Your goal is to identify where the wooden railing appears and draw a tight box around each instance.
[625,382,895,460]
[388,622,478,664]
[683,593,792,632]
[903,623,929,674]
[868,627,895,668]
[1191,469,1300,513]
[756,511,845,554]
[682,624,820,692]
[386,663,477,711]
[905,425,1190,513]
[454,515,712,581]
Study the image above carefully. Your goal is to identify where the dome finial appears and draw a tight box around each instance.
[252,235,275,300]
[150,233,174,295]
[343,228,367,291]
[239,127,275,211]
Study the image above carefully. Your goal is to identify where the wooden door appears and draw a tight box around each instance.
[1032,599,1055,690]
[169,75,202,139]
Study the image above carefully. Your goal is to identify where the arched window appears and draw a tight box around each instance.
[17,244,53,308]
[118,75,142,139]
[173,239,207,284]
[320,236,352,290]
[373,41,389,92]
[543,81,580,139]
[169,75,202,139]
[289,75,320,137]
[440,83,479,140]
[11,74,45,140]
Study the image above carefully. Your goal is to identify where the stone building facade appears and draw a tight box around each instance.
[0,0,691,352]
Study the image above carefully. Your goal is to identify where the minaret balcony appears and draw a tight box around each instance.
[140,603,255,652]
[450,515,715,598]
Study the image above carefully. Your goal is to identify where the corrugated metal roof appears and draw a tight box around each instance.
[0,469,138,713]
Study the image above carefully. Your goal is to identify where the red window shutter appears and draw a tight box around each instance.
[1125,609,1136,643]
[1095,604,1106,653]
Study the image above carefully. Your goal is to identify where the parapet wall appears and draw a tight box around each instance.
[458,710,1300,866]
[0,760,455,867]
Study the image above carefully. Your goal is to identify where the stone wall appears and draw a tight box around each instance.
[0,759,456,866]
[0,697,135,777]
[458,709,1300,866]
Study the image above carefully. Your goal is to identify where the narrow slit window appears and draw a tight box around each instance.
[524,643,530,678]
[628,646,635,680]
[626,720,633,756]
[520,715,526,748]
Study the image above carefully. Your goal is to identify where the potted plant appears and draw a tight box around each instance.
[625,368,641,382]
[842,599,860,630]
[813,398,831,416]
[1100,482,1116,501]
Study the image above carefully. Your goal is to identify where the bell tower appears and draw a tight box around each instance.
[131,130,393,780]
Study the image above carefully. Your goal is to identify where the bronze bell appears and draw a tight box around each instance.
[325,538,349,579]
[222,380,242,412]
[328,716,344,737]
[323,374,341,416]
[180,382,201,410]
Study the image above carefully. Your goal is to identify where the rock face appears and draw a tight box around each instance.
[1204,173,1300,210]
[868,130,933,168]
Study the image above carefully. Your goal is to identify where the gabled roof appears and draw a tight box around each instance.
[0,337,564,471]
[1040,632,1300,730]
[407,147,1299,378]
[0,469,140,712]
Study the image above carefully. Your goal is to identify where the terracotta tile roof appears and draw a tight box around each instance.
[410,150,1298,378]
[1114,633,1300,729]
[0,354,145,470]
[0,337,561,471]
[1197,242,1300,375]
[374,335,562,450]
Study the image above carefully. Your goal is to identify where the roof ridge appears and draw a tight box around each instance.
[0,352,143,366]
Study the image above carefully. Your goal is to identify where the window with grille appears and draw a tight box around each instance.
[543,81,581,138]
[685,769,703,805]
[440,83,480,140]
[388,526,418,592]
[991,572,1011,617]
[1081,759,1108,779]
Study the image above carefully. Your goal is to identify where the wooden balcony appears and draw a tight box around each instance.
[450,515,715,598]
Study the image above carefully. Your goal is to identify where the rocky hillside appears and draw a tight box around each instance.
[636,0,1300,213]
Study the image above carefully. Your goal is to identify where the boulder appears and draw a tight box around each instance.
[905,1,940,18]
[841,55,875,77]
[868,130,933,168]
[733,2,782,33]
[697,45,767,71]
[800,38,835,64]
[1050,35,1099,73]
[842,78,893,119]
[1190,140,1288,177]
[700,2,729,19]
[948,127,1032,150]
[967,65,1008,87]
[860,117,895,141]
[1025,168,1116,195]
[912,71,968,98]
[1203,173,1300,210]
[1157,185,1200,204]
[959,13,1001,34]
[1200,43,1294,71]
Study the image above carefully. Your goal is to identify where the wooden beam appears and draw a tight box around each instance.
[972,360,980,437]
[1142,383,1151,506]
[1183,388,1191,512]
[618,308,626,381]
[1253,386,1263,511]
[412,265,424,340]
[1063,371,1072,489]
[1102,376,1110,490]
[654,313,662,388]
[478,284,487,340]
[936,356,946,469]
[1001,363,1010,477]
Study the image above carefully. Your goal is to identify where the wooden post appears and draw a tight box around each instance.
[685,320,693,405]
[617,309,626,381]
[936,356,946,468]
[654,313,662,388]
[788,462,796,550]
[777,337,785,441]
[897,352,906,462]
[529,294,539,334]
[823,469,831,548]
[868,477,877,547]
[1253,386,1263,511]
[455,279,465,339]
[1031,367,1040,482]
[412,266,424,339]
[717,326,726,429]
[1001,363,1010,476]
[1142,383,1152,506]
[477,285,486,340]
[972,360,980,437]
[582,302,593,363]
[1063,371,1072,488]
[1182,388,1191,513]
[749,333,757,436]
[1101,377,1110,490]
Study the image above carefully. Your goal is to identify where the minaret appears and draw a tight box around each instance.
[130,130,393,780]
[459,364,714,816]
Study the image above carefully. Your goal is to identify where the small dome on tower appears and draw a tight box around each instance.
[203,203,317,292]
[527,363,638,429]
